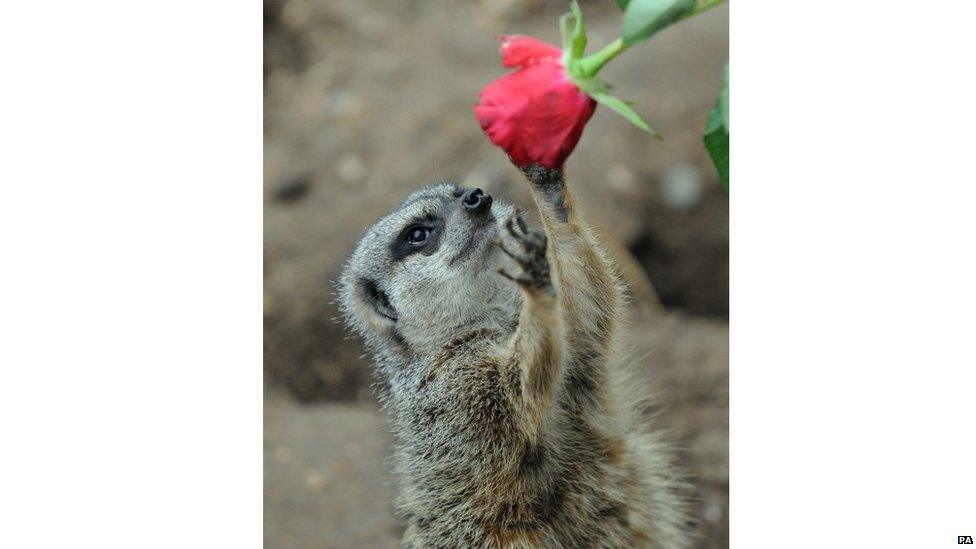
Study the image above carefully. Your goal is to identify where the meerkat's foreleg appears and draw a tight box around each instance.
[520,165,622,400]
[495,214,564,438]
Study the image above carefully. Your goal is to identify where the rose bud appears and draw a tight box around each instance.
[474,35,597,169]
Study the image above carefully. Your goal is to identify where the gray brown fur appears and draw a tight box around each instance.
[339,167,690,548]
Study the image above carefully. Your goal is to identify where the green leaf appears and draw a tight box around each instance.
[614,0,630,9]
[718,63,729,131]
[704,105,729,189]
[704,63,728,188]
[621,0,696,46]
[560,0,587,63]
[584,82,662,139]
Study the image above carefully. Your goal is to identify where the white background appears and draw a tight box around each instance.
[0,1,973,547]
[0,1,262,547]
[733,1,976,547]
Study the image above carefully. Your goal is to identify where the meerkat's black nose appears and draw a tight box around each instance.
[461,188,492,214]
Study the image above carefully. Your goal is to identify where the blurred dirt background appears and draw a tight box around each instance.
[264,0,728,546]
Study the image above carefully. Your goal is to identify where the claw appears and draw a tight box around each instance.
[534,229,547,246]
[515,213,528,235]
[496,268,533,287]
[505,217,520,240]
[497,268,518,283]
[498,243,520,261]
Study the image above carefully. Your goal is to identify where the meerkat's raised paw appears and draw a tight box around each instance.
[494,214,551,292]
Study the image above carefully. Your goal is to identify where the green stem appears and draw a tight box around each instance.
[575,38,626,77]
[575,0,727,77]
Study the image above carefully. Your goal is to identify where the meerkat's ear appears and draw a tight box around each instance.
[358,278,399,325]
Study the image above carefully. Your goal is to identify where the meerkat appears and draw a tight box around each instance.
[339,165,691,548]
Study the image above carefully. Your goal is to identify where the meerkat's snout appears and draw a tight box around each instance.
[444,186,499,269]
[460,187,492,215]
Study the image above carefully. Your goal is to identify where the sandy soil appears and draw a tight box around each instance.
[264,395,401,548]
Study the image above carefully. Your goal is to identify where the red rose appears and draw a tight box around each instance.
[474,35,597,169]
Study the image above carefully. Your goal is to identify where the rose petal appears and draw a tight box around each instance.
[475,60,595,168]
[497,35,562,69]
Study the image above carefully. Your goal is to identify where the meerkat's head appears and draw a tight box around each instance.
[339,182,519,361]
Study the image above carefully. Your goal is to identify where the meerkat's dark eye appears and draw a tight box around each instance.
[405,226,431,245]
[392,219,442,261]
